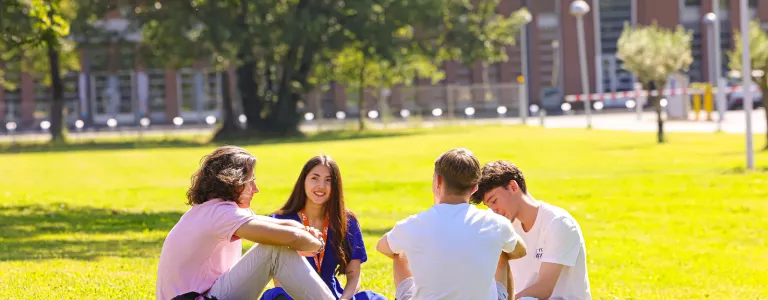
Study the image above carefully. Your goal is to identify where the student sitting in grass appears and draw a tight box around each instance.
[156,146,334,300]
[376,148,528,300]
[261,155,385,300]
[470,160,591,300]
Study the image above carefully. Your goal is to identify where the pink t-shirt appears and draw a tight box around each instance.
[156,199,255,300]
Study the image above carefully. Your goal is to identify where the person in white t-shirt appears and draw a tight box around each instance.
[376,148,528,300]
[470,160,591,300]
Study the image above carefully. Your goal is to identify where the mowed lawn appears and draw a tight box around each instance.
[1,125,767,299]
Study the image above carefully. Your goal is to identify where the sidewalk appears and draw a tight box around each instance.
[535,109,766,134]
[1,109,765,143]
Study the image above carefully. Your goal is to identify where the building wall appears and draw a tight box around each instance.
[561,0,598,96]
[6,0,768,128]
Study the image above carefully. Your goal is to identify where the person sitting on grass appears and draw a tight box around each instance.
[261,155,385,300]
[376,148,528,300]
[470,160,591,300]
[156,146,335,300]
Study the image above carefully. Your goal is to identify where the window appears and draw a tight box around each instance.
[684,0,700,6]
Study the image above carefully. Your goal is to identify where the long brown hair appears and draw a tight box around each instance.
[276,155,353,275]
[186,146,257,205]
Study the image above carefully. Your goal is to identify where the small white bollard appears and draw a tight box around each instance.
[464,107,475,118]
[238,114,247,129]
[40,120,51,132]
[6,122,17,145]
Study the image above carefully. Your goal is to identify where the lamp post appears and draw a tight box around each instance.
[712,0,726,123]
[739,0,755,170]
[520,10,533,124]
[570,0,592,129]
[704,12,725,131]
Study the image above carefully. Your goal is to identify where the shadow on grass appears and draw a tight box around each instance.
[0,129,419,155]
[721,165,768,174]
[361,227,392,237]
[0,203,181,261]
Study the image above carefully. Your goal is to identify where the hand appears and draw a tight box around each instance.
[303,226,325,254]
[304,226,322,239]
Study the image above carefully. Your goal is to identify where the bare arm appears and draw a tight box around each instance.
[339,259,362,300]
[514,262,564,299]
[376,234,397,259]
[495,252,515,300]
[504,238,527,260]
[253,215,305,229]
[234,219,322,252]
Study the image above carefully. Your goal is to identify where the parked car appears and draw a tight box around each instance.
[727,83,763,110]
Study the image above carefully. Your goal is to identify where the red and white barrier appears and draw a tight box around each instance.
[564,85,760,102]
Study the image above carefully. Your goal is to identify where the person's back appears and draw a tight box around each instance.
[377,148,525,300]
[387,202,517,299]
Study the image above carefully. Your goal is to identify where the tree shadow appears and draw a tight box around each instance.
[0,203,182,261]
[721,165,768,174]
[0,129,418,155]
[361,227,392,237]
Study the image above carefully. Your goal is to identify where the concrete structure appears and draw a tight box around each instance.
[1,0,766,128]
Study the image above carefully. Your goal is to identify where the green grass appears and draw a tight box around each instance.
[1,125,767,299]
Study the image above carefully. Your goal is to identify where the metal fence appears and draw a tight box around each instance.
[300,83,529,130]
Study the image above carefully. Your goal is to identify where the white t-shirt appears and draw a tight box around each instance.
[509,202,591,300]
[386,203,519,300]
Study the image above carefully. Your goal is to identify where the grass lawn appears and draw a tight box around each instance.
[1,125,767,299]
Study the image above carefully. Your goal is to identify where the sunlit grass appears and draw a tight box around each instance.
[1,125,766,299]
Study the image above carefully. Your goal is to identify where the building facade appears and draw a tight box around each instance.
[1,0,767,129]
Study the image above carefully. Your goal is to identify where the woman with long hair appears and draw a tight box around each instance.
[260,155,384,300]
[156,146,335,300]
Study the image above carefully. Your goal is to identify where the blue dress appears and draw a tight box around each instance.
[259,213,385,300]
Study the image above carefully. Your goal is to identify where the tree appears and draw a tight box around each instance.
[314,5,531,131]
[312,45,444,130]
[617,22,693,143]
[1,0,79,142]
[132,0,530,136]
[728,19,768,150]
[132,0,242,138]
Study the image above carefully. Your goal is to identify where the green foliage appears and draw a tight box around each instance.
[0,0,79,89]
[616,22,693,86]
[729,19,768,149]
[441,6,531,66]
[728,20,768,88]
[130,0,531,134]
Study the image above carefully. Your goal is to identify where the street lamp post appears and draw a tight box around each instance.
[712,0,726,123]
[704,13,723,132]
[739,0,755,170]
[520,10,532,125]
[570,0,592,129]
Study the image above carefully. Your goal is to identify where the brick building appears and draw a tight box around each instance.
[1,0,767,128]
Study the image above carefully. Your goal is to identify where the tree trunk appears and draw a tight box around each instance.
[652,81,665,144]
[213,70,239,139]
[655,97,664,143]
[237,61,261,130]
[235,1,262,131]
[46,9,65,143]
[358,59,366,131]
[763,96,768,150]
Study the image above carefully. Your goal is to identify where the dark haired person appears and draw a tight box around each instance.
[471,160,591,300]
[261,155,385,300]
[156,146,334,300]
[376,148,527,300]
